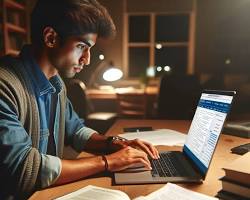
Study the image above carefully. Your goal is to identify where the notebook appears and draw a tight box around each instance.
[114,90,236,184]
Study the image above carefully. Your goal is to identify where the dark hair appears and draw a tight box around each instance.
[31,0,116,46]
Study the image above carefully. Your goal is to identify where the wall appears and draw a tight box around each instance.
[196,0,250,77]
[195,0,250,117]
[96,0,124,68]
[126,0,193,12]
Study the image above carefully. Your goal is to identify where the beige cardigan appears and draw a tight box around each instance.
[0,56,66,199]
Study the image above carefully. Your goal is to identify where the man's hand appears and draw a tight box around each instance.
[110,138,159,159]
[106,146,152,172]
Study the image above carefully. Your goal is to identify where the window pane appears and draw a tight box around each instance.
[155,47,187,76]
[129,16,150,42]
[156,15,189,42]
[129,47,149,77]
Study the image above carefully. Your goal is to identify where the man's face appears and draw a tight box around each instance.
[48,33,97,78]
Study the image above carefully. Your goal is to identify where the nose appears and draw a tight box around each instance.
[79,48,90,66]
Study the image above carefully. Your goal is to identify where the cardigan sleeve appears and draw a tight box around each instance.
[0,63,41,199]
[0,98,41,199]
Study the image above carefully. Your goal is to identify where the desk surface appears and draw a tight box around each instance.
[29,120,250,200]
[87,86,158,100]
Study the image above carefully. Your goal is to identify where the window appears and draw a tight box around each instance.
[129,47,149,77]
[126,13,193,78]
[156,15,189,42]
[155,46,187,76]
[129,16,150,42]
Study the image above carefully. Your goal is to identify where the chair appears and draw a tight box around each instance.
[116,90,147,119]
[157,74,202,120]
[64,79,117,134]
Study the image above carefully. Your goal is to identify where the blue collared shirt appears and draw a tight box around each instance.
[0,45,97,189]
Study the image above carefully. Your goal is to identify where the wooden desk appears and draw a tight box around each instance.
[86,88,117,100]
[29,120,250,200]
[86,86,158,100]
[87,87,159,118]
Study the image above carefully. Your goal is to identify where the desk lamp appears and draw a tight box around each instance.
[88,60,123,88]
[103,67,123,82]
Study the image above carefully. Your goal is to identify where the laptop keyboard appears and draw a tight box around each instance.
[150,152,184,177]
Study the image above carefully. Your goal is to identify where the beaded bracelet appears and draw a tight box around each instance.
[101,155,109,171]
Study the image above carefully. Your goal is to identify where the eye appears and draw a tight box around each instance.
[77,43,88,51]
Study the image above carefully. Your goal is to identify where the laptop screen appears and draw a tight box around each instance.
[183,90,235,177]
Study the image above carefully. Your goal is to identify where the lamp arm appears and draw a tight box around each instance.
[88,61,108,88]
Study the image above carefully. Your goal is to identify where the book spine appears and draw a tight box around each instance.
[221,180,250,198]
[224,170,250,186]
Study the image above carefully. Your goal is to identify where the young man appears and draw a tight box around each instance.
[0,0,159,199]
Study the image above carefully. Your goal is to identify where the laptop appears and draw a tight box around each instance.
[114,90,236,184]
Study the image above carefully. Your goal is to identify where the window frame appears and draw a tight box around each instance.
[123,10,196,78]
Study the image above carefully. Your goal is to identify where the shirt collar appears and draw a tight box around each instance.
[20,45,63,96]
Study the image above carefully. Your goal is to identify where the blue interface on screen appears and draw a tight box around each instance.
[183,93,233,174]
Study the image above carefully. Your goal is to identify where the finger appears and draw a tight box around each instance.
[139,140,159,159]
[127,147,151,165]
[131,158,152,170]
[137,140,160,159]
[146,143,160,159]
[147,143,160,159]
[133,139,156,159]
[138,142,155,158]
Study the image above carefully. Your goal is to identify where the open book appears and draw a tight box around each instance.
[55,183,218,200]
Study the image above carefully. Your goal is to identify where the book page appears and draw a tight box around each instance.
[134,183,218,200]
[55,185,130,200]
[119,129,186,146]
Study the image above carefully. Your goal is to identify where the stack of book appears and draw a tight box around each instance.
[216,152,250,200]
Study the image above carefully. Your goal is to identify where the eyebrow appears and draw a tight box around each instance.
[81,40,92,47]
[77,37,95,47]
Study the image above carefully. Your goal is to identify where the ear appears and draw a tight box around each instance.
[43,27,58,48]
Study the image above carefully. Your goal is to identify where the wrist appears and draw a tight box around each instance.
[106,136,128,153]
[101,155,109,172]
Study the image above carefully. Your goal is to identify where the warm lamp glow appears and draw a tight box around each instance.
[164,66,171,72]
[103,68,123,82]
[156,66,162,72]
[146,66,155,77]
[155,43,162,49]
[99,54,105,60]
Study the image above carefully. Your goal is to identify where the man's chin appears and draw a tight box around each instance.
[59,71,76,78]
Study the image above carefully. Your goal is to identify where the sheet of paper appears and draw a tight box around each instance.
[119,129,186,146]
[134,183,218,200]
[55,185,130,200]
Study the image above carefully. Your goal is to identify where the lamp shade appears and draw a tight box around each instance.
[103,68,123,82]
